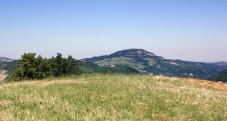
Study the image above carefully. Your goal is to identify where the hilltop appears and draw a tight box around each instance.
[82,49,227,79]
[82,48,163,62]
[0,74,226,120]
[0,57,14,63]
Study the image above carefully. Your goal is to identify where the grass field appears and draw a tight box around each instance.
[0,74,227,120]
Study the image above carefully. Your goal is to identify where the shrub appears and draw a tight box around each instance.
[10,53,82,81]
[50,53,82,77]
[11,53,51,80]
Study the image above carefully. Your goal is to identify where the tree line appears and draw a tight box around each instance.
[10,53,82,81]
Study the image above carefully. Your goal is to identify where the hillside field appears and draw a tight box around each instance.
[0,74,227,120]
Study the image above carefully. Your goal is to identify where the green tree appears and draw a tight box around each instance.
[65,55,81,75]
[35,56,51,78]
[50,53,64,77]
[50,53,81,77]
[10,53,81,81]
[11,53,51,80]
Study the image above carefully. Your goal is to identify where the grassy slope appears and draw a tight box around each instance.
[0,74,227,120]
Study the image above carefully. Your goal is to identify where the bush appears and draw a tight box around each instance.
[10,53,81,81]
[50,53,82,77]
[10,53,51,80]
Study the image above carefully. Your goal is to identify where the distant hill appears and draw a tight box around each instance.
[0,60,17,75]
[79,61,139,74]
[0,57,16,81]
[0,57,14,63]
[211,61,227,66]
[82,48,227,79]
[208,70,227,82]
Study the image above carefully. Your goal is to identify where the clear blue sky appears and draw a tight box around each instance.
[0,0,227,62]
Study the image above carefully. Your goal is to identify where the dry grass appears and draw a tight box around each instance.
[154,75,227,90]
[0,79,87,88]
[0,74,226,120]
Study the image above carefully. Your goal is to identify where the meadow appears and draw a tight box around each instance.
[0,74,226,120]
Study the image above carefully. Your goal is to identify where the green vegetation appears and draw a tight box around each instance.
[95,57,145,70]
[11,53,51,80]
[9,53,81,81]
[49,53,81,77]
[0,56,139,81]
[83,49,227,79]
[79,61,138,74]
[209,70,227,82]
[0,74,226,120]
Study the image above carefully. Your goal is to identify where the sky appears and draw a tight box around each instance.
[0,0,227,62]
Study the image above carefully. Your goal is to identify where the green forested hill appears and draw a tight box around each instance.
[209,70,227,82]
[79,61,138,74]
[0,61,17,74]
[82,49,227,79]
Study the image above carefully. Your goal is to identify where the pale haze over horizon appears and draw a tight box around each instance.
[0,0,227,62]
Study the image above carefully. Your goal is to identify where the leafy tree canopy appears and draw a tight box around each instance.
[10,53,81,81]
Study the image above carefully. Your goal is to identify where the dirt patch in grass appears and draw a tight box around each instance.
[154,76,227,90]
[0,100,12,105]
[180,78,227,90]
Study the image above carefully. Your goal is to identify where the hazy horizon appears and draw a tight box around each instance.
[1,0,227,62]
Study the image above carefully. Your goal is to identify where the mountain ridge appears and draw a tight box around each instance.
[82,48,227,79]
[81,49,164,62]
[0,57,14,63]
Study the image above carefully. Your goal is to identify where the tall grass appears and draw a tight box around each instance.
[0,74,226,120]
